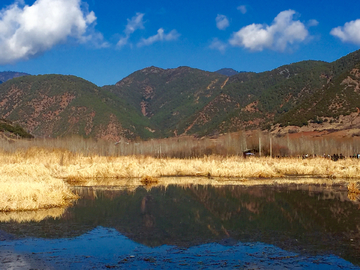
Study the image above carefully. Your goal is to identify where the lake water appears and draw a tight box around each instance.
[1,181,360,269]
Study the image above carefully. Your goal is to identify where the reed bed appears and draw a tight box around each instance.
[0,162,78,212]
[1,147,360,181]
[1,145,360,212]
[347,182,360,201]
[60,155,360,180]
[2,132,360,158]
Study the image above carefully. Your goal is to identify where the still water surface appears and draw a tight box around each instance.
[1,182,360,269]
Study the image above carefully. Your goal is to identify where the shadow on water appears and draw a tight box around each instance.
[1,179,360,269]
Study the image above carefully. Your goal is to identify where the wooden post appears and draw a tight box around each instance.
[259,136,262,157]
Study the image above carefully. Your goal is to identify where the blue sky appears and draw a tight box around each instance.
[0,0,360,86]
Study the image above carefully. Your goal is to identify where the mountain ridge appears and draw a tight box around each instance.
[1,50,360,140]
[215,68,240,76]
[0,71,30,85]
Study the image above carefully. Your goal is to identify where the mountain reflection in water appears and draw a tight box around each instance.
[1,183,360,269]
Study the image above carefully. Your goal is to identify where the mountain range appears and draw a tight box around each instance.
[0,71,29,84]
[1,49,360,141]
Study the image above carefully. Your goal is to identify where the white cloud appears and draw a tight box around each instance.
[229,10,309,51]
[216,14,229,30]
[117,36,129,48]
[237,5,247,14]
[308,19,319,27]
[137,28,180,47]
[331,19,360,44]
[209,38,227,53]
[124,12,145,36]
[117,12,144,48]
[117,13,180,48]
[230,23,273,51]
[0,0,102,64]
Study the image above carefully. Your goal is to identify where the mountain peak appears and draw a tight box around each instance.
[215,68,239,76]
[141,66,165,74]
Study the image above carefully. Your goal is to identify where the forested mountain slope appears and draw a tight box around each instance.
[1,50,360,140]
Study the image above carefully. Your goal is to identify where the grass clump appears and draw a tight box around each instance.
[141,175,159,185]
[348,182,360,201]
[0,163,78,212]
[348,182,360,193]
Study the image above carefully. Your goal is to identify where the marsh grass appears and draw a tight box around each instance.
[1,132,360,158]
[0,163,78,212]
[1,134,360,212]
[348,182,360,192]
[141,175,159,185]
[2,148,360,181]
[347,182,360,201]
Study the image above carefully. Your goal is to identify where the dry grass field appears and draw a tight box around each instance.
[2,147,360,180]
[1,133,360,212]
[0,163,78,212]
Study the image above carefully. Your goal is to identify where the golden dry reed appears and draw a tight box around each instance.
[1,147,360,181]
[1,137,360,212]
[2,132,360,158]
[140,175,159,185]
[348,182,360,201]
[0,156,78,212]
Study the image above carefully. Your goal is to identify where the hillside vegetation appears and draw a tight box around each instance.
[215,68,239,76]
[0,118,33,139]
[0,75,152,140]
[106,66,228,137]
[0,50,360,140]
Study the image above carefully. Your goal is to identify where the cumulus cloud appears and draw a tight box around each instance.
[229,10,309,51]
[216,14,229,30]
[137,28,180,47]
[209,38,227,53]
[117,12,144,48]
[0,0,102,64]
[331,19,360,44]
[237,5,247,14]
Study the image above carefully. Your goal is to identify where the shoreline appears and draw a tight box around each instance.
[1,147,360,212]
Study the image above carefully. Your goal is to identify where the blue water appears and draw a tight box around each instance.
[1,226,358,269]
[1,184,360,269]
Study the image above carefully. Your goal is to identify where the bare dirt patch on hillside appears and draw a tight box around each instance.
[272,111,360,139]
